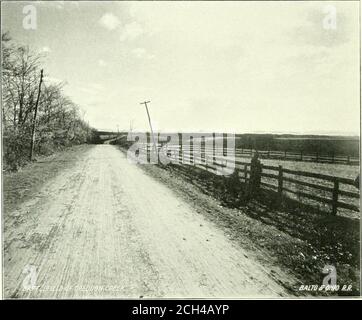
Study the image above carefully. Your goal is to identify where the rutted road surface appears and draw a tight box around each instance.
[4,145,286,298]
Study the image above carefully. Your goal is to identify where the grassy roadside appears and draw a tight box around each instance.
[3,144,94,214]
[120,147,359,297]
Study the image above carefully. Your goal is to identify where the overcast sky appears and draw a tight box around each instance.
[1,1,360,135]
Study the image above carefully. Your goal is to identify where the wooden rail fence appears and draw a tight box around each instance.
[204,147,359,165]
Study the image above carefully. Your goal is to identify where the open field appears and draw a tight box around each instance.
[248,157,359,178]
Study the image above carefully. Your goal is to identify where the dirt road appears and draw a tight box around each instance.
[4,145,287,298]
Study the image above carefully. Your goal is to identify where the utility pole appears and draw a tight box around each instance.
[29,69,43,161]
[140,100,157,157]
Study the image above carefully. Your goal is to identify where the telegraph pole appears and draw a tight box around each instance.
[29,69,43,161]
[140,101,157,157]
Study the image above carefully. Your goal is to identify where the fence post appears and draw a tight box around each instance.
[332,178,339,215]
[190,135,194,165]
[212,132,216,165]
[146,132,150,163]
[223,133,227,157]
[249,155,262,197]
[157,132,161,164]
[201,136,205,163]
[347,155,350,165]
[300,150,303,161]
[178,132,183,164]
[278,165,283,202]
